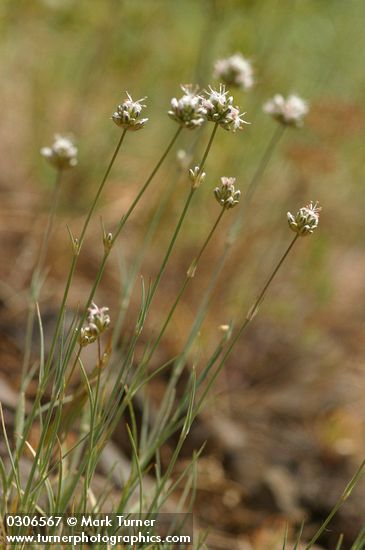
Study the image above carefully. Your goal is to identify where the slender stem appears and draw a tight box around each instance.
[228,125,285,244]
[142,208,226,369]
[166,126,285,382]
[147,187,195,308]
[146,122,219,309]
[15,132,127,472]
[195,234,299,412]
[59,127,183,381]
[148,126,286,444]
[97,338,102,366]
[44,131,127,374]
[161,126,285,386]
[36,168,63,275]
[84,339,103,497]
[95,125,220,428]
[194,207,225,268]
[112,127,182,243]
[245,125,285,205]
[248,234,298,319]
[198,122,218,176]
[64,346,82,389]
[304,457,365,549]
[21,169,63,379]
[79,129,127,248]
[112,165,182,344]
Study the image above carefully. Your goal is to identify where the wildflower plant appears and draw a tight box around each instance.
[4,57,364,550]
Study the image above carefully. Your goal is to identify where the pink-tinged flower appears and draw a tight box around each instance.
[213,53,254,90]
[264,94,309,127]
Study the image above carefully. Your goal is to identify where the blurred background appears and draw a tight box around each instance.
[1,0,365,547]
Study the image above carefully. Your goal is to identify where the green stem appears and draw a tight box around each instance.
[79,129,127,248]
[93,124,220,437]
[84,339,103,499]
[142,207,226,370]
[163,126,285,393]
[229,125,285,243]
[248,234,298,320]
[198,122,218,176]
[22,169,63,378]
[15,132,127,474]
[44,130,127,373]
[193,207,225,268]
[147,187,195,308]
[146,122,219,309]
[195,234,299,412]
[146,126,286,447]
[112,126,182,244]
[36,168,63,275]
[304,457,365,549]
[64,346,82,389]
[245,124,285,204]
[60,127,183,381]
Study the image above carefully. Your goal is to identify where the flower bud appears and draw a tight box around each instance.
[214,177,241,209]
[103,232,113,254]
[189,166,206,189]
[87,303,111,334]
[78,326,98,347]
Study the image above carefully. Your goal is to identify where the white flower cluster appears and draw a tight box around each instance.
[41,134,78,170]
[78,303,111,347]
[213,53,254,90]
[112,92,148,131]
[168,85,206,129]
[263,94,308,127]
[214,177,241,209]
[287,202,321,236]
[202,85,249,132]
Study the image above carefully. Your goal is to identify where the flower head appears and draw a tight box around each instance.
[168,85,206,129]
[213,53,254,90]
[202,85,249,132]
[263,94,309,127]
[214,177,241,209]
[41,134,78,170]
[78,326,98,347]
[189,165,206,189]
[112,92,148,131]
[87,302,111,334]
[78,303,110,347]
[287,201,321,236]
